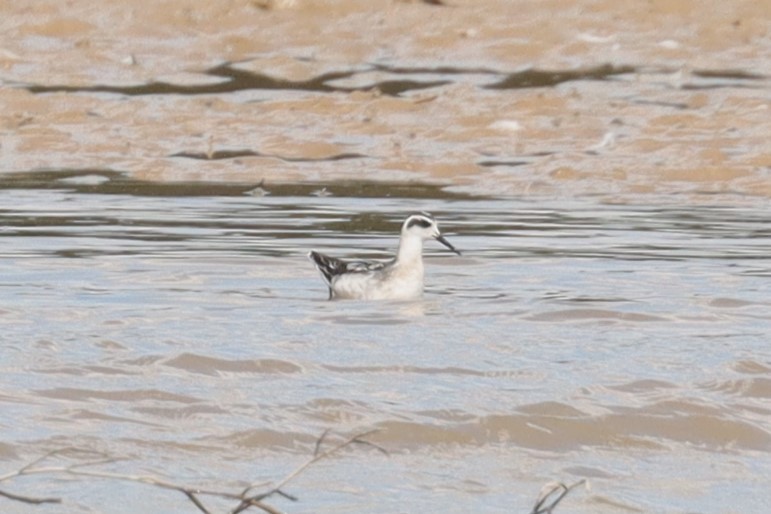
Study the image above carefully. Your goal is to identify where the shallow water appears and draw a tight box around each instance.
[1,175,769,513]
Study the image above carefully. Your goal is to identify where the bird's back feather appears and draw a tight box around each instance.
[308,251,388,286]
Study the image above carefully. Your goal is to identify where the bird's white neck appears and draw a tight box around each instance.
[396,234,424,264]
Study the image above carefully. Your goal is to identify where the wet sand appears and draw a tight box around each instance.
[1,0,769,201]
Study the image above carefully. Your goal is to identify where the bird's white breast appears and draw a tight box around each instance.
[331,261,424,300]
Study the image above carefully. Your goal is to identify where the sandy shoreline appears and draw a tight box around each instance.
[1,0,769,200]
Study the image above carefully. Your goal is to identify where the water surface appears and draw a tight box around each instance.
[1,175,769,513]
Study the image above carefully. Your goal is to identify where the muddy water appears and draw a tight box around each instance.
[1,175,769,513]
[1,0,771,512]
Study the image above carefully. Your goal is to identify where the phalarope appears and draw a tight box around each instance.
[309,212,460,300]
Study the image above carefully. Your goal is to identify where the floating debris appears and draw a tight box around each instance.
[586,131,616,154]
[489,119,523,132]
[57,174,112,186]
[310,187,332,197]
[244,179,270,196]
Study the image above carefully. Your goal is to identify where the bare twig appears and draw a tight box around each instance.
[0,448,230,513]
[0,448,115,506]
[233,498,284,514]
[2,449,118,479]
[1,437,582,514]
[234,429,384,513]
[61,468,244,513]
[0,488,61,505]
[0,430,385,514]
[530,479,587,514]
[183,490,211,514]
[313,429,331,457]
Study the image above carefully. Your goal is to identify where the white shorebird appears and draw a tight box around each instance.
[309,212,460,300]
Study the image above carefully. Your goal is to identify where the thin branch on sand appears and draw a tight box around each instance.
[530,479,587,514]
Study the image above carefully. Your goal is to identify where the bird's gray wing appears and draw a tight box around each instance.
[344,259,389,273]
[310,251,390,286]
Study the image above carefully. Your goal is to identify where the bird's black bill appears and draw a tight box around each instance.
[435,235,461,255]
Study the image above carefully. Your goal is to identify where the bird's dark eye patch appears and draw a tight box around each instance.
[407,217,433,229]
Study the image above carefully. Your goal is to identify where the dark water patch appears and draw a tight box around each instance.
[163,353,303,375]
[485,64,637,89]
[477,160,529,168]
[370,63,500,76]
[688,68,770,87]
[22,63,450,97]
[630,99,690,110]
[25,64,357,96]
[1,175,767,265]
[369,79,451,95]
[692,69,767,80]
[0,173,481,258]
[170,149,366,162]
[0,169,477,199]
[19,62,767,98]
